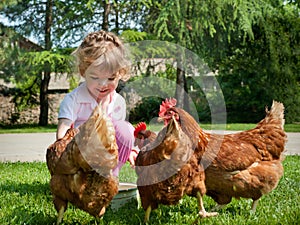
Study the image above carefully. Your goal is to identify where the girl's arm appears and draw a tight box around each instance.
[56,118,73,140]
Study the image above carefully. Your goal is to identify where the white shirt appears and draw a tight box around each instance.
[58,82,126,128]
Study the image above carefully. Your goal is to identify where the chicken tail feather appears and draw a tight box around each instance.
[249,100,287,160]
[266,100,285,129]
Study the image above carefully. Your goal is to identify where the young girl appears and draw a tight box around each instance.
[56,30,138,176]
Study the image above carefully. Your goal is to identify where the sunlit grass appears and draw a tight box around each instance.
[0,156,299,224]
[1,122,300,134]
[1,122,299,134]
[0,124,57,134]
[200,123,300,132]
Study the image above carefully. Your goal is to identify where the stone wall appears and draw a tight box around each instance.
[0,95,15,123]
[0,93,65,125]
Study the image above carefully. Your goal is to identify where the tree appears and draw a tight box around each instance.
[1,0,299,124]
[1,0,77,125]
[139,0,257,113]
[1,0,153,125]
[102,0,111,31]
[216,1,300,123]
[1,0,152,125]
[2,0,85,126]
[39,0,53,126]
[143,0,300,123]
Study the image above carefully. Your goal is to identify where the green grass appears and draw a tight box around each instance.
[0,123,299,133]
[0,124,57,134]
[200,123,300,132]
[0,156,299,225]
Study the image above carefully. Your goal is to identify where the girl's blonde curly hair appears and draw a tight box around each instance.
[72,30,130,81]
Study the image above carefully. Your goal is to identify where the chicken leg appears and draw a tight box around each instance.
[251,199,259,213]
[53,195,68,225]
[197,192,218,218]
[56,206,65,225]
[144,205,152,223]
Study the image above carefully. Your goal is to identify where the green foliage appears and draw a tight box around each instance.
[121,30,149,42]
[24,50,74,74]
[126,66,178,123]
[216,1,300,123]
[141,0,300,123]
[129,96,162,123]
[1,0,96,48]
[148,0,264,48]
[1,0,150,48]
[1,0,300,124]
[0,156,299,224]
[0,46,74,116]
[0,0,17,10]
[0,47,40,115]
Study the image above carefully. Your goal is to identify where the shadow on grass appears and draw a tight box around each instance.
[0,181,50,196]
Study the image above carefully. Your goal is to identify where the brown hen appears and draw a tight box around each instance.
[158,98,286,213]
[46,105,118,224]
[134,100,217,222]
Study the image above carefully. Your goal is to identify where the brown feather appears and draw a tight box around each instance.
[46,105,118,222]
[135,99,286,218]
[161,100,286,209]
[135,117,205,211]
[201,101,286,207]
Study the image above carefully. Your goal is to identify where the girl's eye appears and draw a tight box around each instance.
[108,77,116,81]
[91,77,98,80]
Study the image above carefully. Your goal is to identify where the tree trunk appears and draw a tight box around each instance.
[102,0,111,31]
[114,0,119,33]
[175,52,190,111]
[39,0,52,126]
[175,67,189,109]
[39,71,51,126]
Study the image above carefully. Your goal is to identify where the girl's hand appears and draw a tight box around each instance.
[128,149,139,168]
[56,118,73,140]
[98,93,112,112]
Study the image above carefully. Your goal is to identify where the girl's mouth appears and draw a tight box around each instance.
[98,89,108,93]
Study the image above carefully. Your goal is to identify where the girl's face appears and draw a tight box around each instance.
[84,64,120,102]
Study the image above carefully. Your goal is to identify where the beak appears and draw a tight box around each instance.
[166,116,179,135]
[173,115,179,130]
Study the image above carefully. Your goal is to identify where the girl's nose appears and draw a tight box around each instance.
[98,79,108,87]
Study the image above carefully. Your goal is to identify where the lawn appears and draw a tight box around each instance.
[0,156,299,225]
[0,123,300,133]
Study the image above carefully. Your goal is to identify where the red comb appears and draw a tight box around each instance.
[158,98,177,117]
[134,122,147,138]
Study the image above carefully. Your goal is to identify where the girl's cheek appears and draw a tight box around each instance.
[86,81,98,90]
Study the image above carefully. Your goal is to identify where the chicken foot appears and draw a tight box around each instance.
[197,192,218,218]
